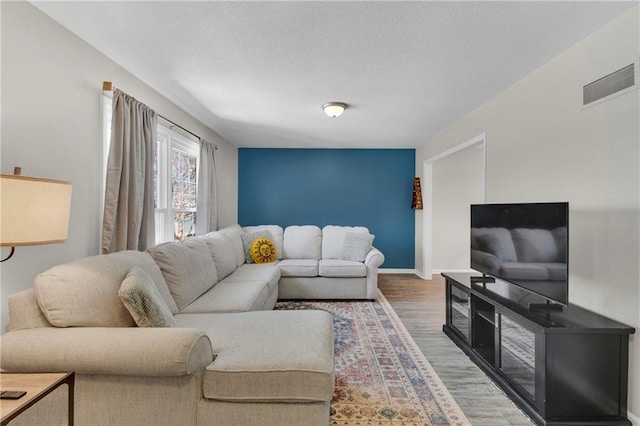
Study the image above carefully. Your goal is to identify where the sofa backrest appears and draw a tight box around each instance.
[148,238,218,311]
[321,225,370,260]
[511,228,562,263]
[283,225,322,260]
[34,251,177,328]
[470,227,518,263]
[200,231,238,280]
[218,224,245,268]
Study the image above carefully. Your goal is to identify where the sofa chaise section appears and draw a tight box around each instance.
[176,310,334,424]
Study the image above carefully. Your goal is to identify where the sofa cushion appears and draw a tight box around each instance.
[339,232,374,262]
[224,263,281,287]
[173,310,334,403]
[243,225,284,260]
[471,227,518,262]
[278,259,319,277]
[148,238,218,310]
[178,280,271,314]
[321,225,369,260]
[500,262,549,281]
[202,231,238,280]
[118,267,176,327]
[34,251,176,328]
[319,259,367,277]
[511,228,559,263]
[218,224,246,268]
[224,264,281,301]
[540,262,568,281]
[179,263,280,313]
[283,225,321,260]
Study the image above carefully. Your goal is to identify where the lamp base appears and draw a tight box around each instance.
[0,247,16,262]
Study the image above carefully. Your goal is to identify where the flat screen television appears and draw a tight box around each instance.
[470,202,568,306]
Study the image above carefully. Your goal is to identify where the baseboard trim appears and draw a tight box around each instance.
[628,410,639,425]
[379,268,476,279]
[414,270,428,279]
[379,268,417,275]
[432,268,475,274]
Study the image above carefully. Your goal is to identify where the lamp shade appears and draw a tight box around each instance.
[0,174,72,246]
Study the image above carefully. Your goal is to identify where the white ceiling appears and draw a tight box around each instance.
[32,1,636,149]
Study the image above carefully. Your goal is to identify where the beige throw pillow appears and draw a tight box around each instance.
[119,267,176,328]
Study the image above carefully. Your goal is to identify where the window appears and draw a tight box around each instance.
[101,93,199,245]
[155,124,200,243]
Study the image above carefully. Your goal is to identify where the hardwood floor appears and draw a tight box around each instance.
[378,273,533,426]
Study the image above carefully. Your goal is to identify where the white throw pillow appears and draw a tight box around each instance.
[119,267,176,327]
[321,225,369,259]
[339,232,375,262]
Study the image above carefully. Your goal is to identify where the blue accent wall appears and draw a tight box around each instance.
[238,149,415,269]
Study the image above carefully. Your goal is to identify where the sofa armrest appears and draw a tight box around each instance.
[470,248,500,275]
[0,327,213,376]
[365,247,384,268]
[364,247,385,299]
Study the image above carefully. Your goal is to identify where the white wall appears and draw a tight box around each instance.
[432,144,484,270]
[416,6,640,419]
[0,1,238,331]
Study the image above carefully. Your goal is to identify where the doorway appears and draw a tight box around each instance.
[421,133,486,277]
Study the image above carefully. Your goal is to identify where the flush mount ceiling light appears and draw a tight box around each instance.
[322,102,347,118]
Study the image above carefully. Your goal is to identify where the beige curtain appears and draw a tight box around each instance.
[195,139,218,234]
[101,89,157,253]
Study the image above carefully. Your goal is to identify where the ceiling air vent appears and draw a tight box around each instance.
[583,63,635,105]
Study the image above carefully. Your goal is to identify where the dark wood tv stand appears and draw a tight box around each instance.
[442,272,635,426]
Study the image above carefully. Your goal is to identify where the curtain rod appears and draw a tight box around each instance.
[157,115,201,141]
[103,81,218,150]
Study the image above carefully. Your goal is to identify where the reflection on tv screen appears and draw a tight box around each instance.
[471,203,568,305]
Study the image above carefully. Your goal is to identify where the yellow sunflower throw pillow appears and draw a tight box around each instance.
[250,237,276,263]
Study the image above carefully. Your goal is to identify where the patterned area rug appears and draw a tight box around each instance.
[275,291,470,425]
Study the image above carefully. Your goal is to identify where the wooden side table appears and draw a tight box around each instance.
[0,372,75,426]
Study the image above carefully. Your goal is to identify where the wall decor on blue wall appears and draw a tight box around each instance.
[238,148,415,269]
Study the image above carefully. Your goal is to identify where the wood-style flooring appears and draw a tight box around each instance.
[378,273,533,425]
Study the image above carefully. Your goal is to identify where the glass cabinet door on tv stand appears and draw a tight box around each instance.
[497,311,536,402]
[446,282,470,343]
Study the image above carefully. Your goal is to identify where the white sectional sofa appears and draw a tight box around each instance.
[252,224,385,300]
[0,223,384,426]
